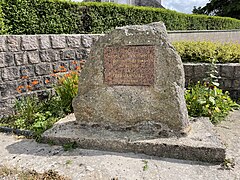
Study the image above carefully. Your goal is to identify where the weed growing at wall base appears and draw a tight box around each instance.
[0,95,65,137]
[185,60,239,123]
[185,82,239,123]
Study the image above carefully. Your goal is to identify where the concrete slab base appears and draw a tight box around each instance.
[41,114,226,163]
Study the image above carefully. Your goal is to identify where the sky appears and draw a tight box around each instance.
[73,0,210,14]
[162,0,209,14]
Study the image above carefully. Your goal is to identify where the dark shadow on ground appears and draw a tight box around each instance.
[5,134,215,167]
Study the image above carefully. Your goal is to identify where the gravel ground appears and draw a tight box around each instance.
[0,111,239,180]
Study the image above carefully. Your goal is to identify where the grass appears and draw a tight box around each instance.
[0,166,70,180]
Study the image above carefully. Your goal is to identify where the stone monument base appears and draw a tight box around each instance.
[41,114,225,163]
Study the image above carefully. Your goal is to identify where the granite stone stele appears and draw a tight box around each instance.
[73,22,190,137]
[42,22,226,162]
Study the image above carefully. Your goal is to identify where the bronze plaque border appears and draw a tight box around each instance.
[104,45,155,86]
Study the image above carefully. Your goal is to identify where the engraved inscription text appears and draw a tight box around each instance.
[104,46,155,86]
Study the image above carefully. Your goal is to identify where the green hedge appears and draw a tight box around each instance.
[173,41,240,63]
[0,3,5,34]
[83,3,240,33]
[1,0,84,34]
[1,1,240,35]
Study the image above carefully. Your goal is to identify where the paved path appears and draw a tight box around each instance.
[0,111,240,180]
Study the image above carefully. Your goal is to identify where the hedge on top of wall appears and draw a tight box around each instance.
[1,0,240,35]
[83,3,240,33]
[0,3,5,34]
[1,0,85,34]
[173,41,240,63]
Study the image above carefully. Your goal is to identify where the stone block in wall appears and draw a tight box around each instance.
[2,67,19,81]
[52,61,69,73]
[20,66,35,79]
[0,52,5,68]
[220,65,235,78]
[5,53,15,67]
[229,90,239,100]
[35,63,52,76]
[183,63,194,78]
[69,60,81,71]
[76,49,90,60]
[0,81,17,97]
[27,79,43,91]
[0,98,15,118]
[50,35,66,49]
[16,81,28,93]
[0,70,2,83]
[233,80,240,89]
[66,35,82,48]
[0,83,6,98]
[27,51,40,64]
[0,37,6,52]
[234,66,240,78]
[39,50,60,62]
[81,35,93,48]
[43,75,56,88]
[61,50,75,60]
[7,36,20,52]
[14,52,28,66]
[219,78,233,89]
[21,36,38,50]
[193,63,208,79]
[91,35,102,45]
[39,35,51,50]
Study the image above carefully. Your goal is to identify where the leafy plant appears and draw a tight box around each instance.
[185,59,239,123]
[55,71,79,114]
[220,158,235,170]
[14,96,40,125]
[185,82,239,123]
[0,94,65,136]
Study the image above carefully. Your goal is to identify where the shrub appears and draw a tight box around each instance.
[1,1,240,34]
[173,41,240,63]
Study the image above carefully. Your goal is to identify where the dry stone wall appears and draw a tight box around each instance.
[185,63,240,100]
[0,33,240,116]
[0,34,101,116]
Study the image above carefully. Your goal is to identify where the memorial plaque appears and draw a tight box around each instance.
[73,22,190,137]
[104,46,155,86]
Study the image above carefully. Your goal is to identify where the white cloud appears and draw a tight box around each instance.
[162,0,209,14]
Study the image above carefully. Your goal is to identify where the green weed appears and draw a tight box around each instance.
[142,160,149,171]
[63,142,78,151]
